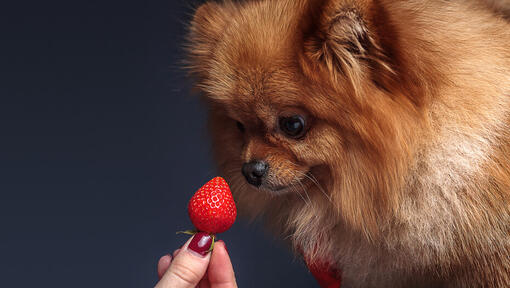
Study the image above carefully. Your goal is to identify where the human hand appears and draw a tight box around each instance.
[155,232,238,288]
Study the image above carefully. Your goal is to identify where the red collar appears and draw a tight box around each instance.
[303,256,342,288]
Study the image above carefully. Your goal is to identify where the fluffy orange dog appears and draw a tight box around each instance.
[187,0,510,287]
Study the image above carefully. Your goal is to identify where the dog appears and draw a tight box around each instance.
[186,0,510,287]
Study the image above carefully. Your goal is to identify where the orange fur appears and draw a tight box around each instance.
[187,0,510,286]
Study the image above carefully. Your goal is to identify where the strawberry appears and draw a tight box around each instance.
[187,177,237,234]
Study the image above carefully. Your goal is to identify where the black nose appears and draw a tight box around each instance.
[242,160,269,187]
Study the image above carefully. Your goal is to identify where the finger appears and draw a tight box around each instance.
[207,241,237,288]
[197,274,210,288]
[173,248,181,258]
[155,232,213,288]
[196,267,210,288]
[157,255,172,279]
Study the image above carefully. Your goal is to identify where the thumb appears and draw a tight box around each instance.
[155,232,213,288]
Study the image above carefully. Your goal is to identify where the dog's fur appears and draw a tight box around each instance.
[187,0,510,287]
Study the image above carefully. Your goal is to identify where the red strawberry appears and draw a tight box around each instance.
[187,177,237,234]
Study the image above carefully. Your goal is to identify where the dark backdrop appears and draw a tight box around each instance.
[0,0,318,287]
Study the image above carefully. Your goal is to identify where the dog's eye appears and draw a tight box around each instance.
[279,115,306,138]
[236,121,245,133]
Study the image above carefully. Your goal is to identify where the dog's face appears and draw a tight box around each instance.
[188,0,424,236]
[217,91,320,194]
[205,62,342,198]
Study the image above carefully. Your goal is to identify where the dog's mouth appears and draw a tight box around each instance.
[251,166,330,198]
[238,165,329,197]
[258,171,315,195]
[259,184,292,194]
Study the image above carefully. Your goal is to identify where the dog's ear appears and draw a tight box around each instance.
[304,1,395,93]
[187,2,234,75]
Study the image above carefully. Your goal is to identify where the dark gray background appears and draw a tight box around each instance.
[0,0,319,287]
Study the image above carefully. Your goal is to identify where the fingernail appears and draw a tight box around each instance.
[187,232,213,257]
[160,254,171,263]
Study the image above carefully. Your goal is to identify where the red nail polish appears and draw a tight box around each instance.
[188,232,212,257]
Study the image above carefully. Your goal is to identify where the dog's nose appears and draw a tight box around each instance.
[242,160,269,187]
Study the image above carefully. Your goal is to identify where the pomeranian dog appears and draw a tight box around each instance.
[186,0,510,287]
